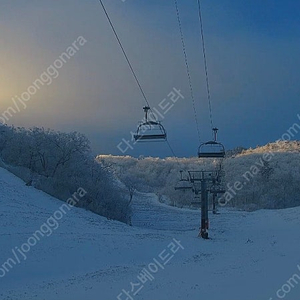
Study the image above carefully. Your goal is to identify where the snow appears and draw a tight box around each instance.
[1,167,300,300]
[98,146,300,210]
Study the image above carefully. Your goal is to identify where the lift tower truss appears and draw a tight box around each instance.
[187,170,225,239]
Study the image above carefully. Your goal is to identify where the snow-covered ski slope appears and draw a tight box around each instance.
[131,192,200,231]
[1,167,300,300]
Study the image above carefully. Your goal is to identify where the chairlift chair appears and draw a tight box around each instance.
[174,171,192,191]
[198,128,225,158]
[134,106,167,142]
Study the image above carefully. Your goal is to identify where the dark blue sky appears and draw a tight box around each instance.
[0,0,299,157]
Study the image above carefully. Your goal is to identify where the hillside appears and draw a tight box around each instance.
[98,140,300,210]
[1,167,300,300]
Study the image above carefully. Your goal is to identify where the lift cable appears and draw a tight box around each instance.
[166,140,180,163]
[197,0,214,137]
[174,0,201,144]
[98,0,179,159]
[98,0,150,108]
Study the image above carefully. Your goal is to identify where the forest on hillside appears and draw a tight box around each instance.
[0,125,131,223]
[98,141,300,211]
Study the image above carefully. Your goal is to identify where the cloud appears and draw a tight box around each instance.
[0,1,299,157]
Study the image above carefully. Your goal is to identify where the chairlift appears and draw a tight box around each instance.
[174,170,192,191]
[134,106,167,141]
[198,128,225,158]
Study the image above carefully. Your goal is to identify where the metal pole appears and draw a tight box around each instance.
[199,179,209,239]
[212,193,217,214]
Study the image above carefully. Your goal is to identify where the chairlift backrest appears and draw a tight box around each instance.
[198,141,225,158]
[198,128,225,158]
[134,107,167,142]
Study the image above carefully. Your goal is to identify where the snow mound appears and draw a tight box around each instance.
[1,167,300,299]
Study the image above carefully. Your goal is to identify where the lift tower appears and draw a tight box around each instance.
[188,170,224,239]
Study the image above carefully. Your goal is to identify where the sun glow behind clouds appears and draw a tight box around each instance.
[0,1,299,157]
[0,53,32,108]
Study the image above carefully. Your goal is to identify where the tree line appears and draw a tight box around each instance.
[0,125,131,224]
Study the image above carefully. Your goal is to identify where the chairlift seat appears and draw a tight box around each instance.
[134,133,167,140]
[174,179,192,191]
[134,120,167,142]
[198,141,225,158]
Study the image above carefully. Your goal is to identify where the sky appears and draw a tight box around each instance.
[0,0,299,158]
